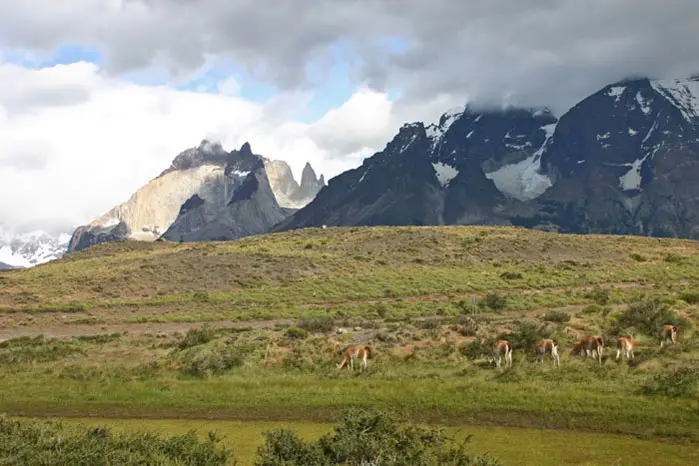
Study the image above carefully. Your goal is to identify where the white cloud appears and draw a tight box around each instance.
[0,60,420,231]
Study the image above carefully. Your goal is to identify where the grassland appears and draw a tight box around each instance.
[0,226,698,463]
[59,418,699,466]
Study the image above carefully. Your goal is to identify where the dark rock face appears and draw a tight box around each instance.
[162,144,295,242]
[276,76,699,240]
[67,221,131,253]
[273,106,554,231]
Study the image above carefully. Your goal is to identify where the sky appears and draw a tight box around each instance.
[1,0,699,234]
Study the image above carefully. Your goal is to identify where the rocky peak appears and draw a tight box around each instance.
[159,139,229,177]
[225,142,265,176]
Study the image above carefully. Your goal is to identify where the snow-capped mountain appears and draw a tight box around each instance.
[0,228,71,268]
[275,75,699,239]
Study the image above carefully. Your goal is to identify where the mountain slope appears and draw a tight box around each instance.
[68,141,324,252]
[161,143,294,242]
[512,77,699,237]
[274,106,557,231]
[276,75,699,239]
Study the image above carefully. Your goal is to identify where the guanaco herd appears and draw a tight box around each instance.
[336,324,679,371]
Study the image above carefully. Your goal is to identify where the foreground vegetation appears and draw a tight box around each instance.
[0,226,698,463]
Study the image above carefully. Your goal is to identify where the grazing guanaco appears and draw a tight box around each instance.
[534,339,560,367]
[491,339,513,369]
[571,335,604,366]
[616,336,634,361]
[337,345,373,372]
[658,324,677,347]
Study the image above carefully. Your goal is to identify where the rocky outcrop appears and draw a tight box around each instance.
[67,140,324,252]
[264,160,325,208]
[162,144,295,242]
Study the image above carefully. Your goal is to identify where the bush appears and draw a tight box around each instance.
[177,325,216,350]
[542,310,571,323]
[629,253,646,262]
[504,320,549,351]
[639,367,699,398]
[255,407,501,466]
[285,327,309,340]
[481,294,507,312]
[584,287,610,305]
[614,300,685,336]
[0,416,232,465]
[459,339,494,361]
[298,317,335,333]
[499,271,523,280]
[679,290,699,305]
[177,340,246,376]
[0,335,83,365]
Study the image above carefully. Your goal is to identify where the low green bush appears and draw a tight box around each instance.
[0,416,232,465]
[255,407,501,466]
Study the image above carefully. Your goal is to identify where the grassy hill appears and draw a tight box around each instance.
[0,226,698,450]
[1,225,698,326]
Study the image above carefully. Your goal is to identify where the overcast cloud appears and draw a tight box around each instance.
[1,0,698,232]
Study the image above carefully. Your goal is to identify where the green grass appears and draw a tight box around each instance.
[54,417,699,466]
[1,226,698,463]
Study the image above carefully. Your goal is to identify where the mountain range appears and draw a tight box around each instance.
[275,76,699,239]
[6,73,699,266]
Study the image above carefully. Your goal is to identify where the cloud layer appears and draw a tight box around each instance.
[2,0,698,113]
[2,0,699,232]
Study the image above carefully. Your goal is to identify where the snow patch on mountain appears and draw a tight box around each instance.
[485,153,552,201]
[484,121,556,201]
[426,106,466,149]
[607,86,626,102]
[651,78,699,122]
[619,154,650,191]
[636,91,652,114]
[432,162,459,187]
[0,229,70,267]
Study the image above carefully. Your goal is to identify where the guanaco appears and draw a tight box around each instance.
[658,324,677,347]
[534,339,560,367]
[571,335,604,366]
[492,339,513,369]
[616,336,634,361]
[337,345,374,372]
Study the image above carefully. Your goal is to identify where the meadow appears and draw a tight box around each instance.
[0,226,698,464]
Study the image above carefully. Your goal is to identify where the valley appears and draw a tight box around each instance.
[0,226,697,465]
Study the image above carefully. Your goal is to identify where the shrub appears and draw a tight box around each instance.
[177,325,216,350]
[542,310,571,323]
[459,339,494,361]
[455,316,479,337]
[504,319,549,351]
[639,367,699,398]
[679,290,699,305]
[0,416,232,465]
[584,287,610,305]
[629,253,646,262]
[481,293,507,312]
[255,407,501,466]
[285,327,309,340]
[177,340,246,376]
[663,253,684,264]
[614,300,685,336]
[0,335,83,365]
[298,317,335,333]
[499,271,523,280]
